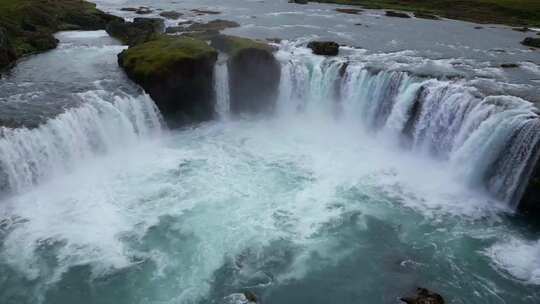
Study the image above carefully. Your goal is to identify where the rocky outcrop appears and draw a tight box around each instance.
[335,8,363,15]
[413,12,440,20]
[0,27,16,69]
[0,0,121,71]
[106,17,164,46]
[401,288,445,304]
[159,11,183,20]
[186,20,240,32]
[211,35,281,115]
[118,36,218,127]
[522,37,540,48]
[307,41,340,56]
[386,11,411,18]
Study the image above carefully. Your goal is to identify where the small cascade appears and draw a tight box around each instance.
[0,90,163,194]
[214,62,231,119]
[272,44,540,208]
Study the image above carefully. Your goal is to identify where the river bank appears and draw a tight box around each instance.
[312,0,540,27]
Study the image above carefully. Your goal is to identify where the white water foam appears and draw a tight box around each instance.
[486,237,540,284]
[0,90,163,194]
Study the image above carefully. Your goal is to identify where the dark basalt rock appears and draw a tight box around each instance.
[106,18,165,46]
[289,0,308,4]
[185,20,240,32]
[159,11,183,20]
[191,9,221,15]
[243,291,258,303]
[0,27,16,70]
[228,48,281,114]
[522,37,540,48]
[307,41,339,56]
[335,8,363,15]
[118,36,218,127]
[135,7,153,15]
[414,12,440,20]
[513,27,531,32]
[210,35,281,115]
[500,63,519,68]
[386,11,411,18]
[401,287,445,304]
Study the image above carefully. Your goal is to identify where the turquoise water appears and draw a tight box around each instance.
[1,118,538,303]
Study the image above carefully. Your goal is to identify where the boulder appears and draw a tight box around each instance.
[413,12,440,20]
[191,9,221,15]
[118,36,218,127]
[307,41,339,56]
[0,27,16,70]
[522,37,540,48]
[500,63,519,68]
[211,35,281,115]
[135,7,153,15]
[159,11,183,20]
[335,8,363,15]
[186,20,240,32]
[401,288,445,304]
[386,11,411,18]
[106,18,165,46]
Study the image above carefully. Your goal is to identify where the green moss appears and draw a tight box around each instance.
[210,35,272,56]
[120,36,217,78]
[312,0,540,26]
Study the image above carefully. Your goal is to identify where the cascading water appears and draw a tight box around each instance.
[214,42,540,209]
[0,90,163,195]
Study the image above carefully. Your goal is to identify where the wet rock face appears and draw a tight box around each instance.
[0,27,16,69]
[386,11,411,18]
[289,0,309,4]
[401,288,445,304]
[159,11,183,20]
[228,47,281,114]
[522,37,540,48]
[307,41,340,56]
[118,36,218,127]
[106,18,165,46]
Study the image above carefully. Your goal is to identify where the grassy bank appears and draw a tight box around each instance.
[0,0,119,70]
[313,0,540,27]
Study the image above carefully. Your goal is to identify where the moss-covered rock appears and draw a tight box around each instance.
[210,35,280,115]
[307,41,340,56]
[118,36,218,126]
[210,34,273,56]
[0,0,121,70]
[106,17,164,46]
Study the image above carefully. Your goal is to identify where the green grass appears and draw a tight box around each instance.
[120,36,218,78]
[313,0,540,26]
[210,35,272,56]
[0,0,115,68]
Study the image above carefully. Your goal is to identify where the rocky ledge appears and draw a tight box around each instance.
[0,0,120,71]
[118,36,218,127]
[210,35,281,115]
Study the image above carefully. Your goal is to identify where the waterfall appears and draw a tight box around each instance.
[272,44,540,209]
[215,62,231,119]
[0,90,164,194]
